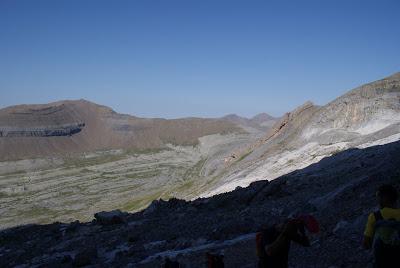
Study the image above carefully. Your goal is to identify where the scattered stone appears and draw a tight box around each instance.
[2,136,400,268]
[72,247,97,267]
[65,220,80,233]
[333,220,349,234]
[143,200,159,215]
[94,210,127,225]
[61,254,73,263]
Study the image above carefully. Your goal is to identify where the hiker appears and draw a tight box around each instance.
[256,214,319,268]
[363,184,400,268]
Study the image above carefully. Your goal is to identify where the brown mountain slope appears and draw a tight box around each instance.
[0,100,242,161]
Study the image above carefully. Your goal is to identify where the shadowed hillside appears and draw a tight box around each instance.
[1,139,399,267]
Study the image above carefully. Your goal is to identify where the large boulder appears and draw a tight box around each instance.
[94,210,127,225]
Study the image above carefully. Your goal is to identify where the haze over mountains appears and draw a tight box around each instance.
[1,0,399,265]
[0,72,399,230]
[221,113,278,131]
[1,72,400,267]
[0,100,248,161]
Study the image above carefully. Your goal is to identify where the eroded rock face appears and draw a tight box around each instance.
[0,123,85,137]
[307,72,400,136]
[202,73,400,197]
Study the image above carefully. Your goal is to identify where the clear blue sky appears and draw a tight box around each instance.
[1,0,399,118]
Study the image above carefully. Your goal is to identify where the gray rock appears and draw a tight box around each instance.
[94,210,127,225]
[333,220,349,234]
[72,247,97,267]
[143,200,159,216]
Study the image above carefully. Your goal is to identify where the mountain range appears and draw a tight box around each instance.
[0,72,400,267]
[0,100,252,161]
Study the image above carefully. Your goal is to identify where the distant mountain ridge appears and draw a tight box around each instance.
[0,99,245,161]
[221,113,278,131]
[1,72,400,267]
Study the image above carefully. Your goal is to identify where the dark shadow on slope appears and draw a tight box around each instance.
[1,140,400,267]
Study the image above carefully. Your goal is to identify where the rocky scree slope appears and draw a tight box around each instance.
[1,140,399,267]
[204,72,400,196]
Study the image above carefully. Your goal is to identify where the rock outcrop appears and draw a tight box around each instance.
[94,210,128,225]
[0,123,85,137]
[205,72,400,196]
[1,139,399,267]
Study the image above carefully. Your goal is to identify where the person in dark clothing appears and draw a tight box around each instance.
[257,215,319,268]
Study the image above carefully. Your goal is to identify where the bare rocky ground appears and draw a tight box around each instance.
[0,132,260,229]
[203,72,400,196]
[1,139,399,268]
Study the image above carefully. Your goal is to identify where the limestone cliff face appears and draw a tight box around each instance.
[0,123,85,137]
[0,100,241,161]
[207,72,400,196]
[308,72,400,134]
[260,72,400,147]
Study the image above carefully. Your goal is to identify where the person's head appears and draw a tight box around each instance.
[376,184,398,208]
